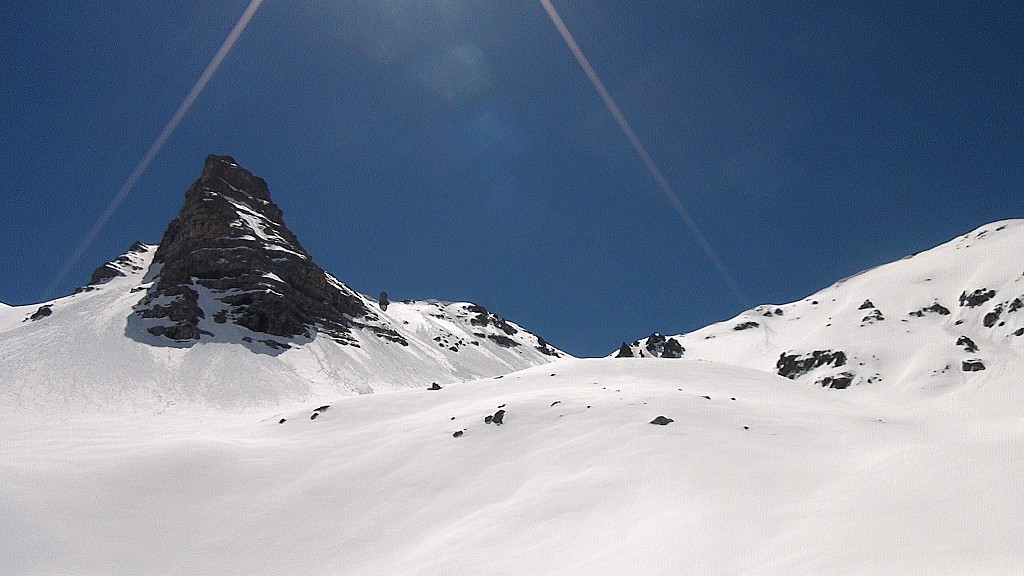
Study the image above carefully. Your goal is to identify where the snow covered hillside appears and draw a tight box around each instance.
[0,244,563,411]
[616,220,1024,398]
[2,358,1020,575]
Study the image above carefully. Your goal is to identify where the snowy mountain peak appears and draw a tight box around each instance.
[132,154,375,344]
[0,155,567,411]
[614,219,1024,394]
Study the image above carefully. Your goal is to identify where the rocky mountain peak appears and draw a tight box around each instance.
[131,155,378,346]
[198,154,272,203]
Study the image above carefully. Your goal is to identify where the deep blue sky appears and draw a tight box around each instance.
[2,1,1022,357]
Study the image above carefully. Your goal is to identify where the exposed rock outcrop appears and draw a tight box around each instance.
[131,155,400,346]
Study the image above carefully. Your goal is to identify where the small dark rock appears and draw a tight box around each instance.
[310,412,319,420]
[962,360,986,372]
[314,405,330,412]
[28,305,52,321]
[733,321,759,331]
[428,382,442,390]
[702,395,711,400]
[484,415,493,424]
[956,335,979,353]
[743,426,750,430]
[650,416,674,425]
[861,309,884,323]
[551,401,561,406]
[492,409,505,425]
[960,289,997,308]
[858,299,875,310]
[818,372,854,389]
[983,305,1003,328]
[615,342,634,358]
[661,337,684,358]
[1015,328,1024,337]
[279,418,286,424]
[452,430,464,438]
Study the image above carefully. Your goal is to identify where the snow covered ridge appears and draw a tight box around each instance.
[0,155,566,411]
[615,219,1024,391]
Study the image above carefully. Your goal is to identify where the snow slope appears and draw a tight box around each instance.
[2,358,1020,575]
[0,244,565,413]
[617,220,1024,401]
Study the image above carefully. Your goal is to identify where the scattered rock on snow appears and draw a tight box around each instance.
[427,382,442,390]
[452,431,464,438]
[650,416,674,425]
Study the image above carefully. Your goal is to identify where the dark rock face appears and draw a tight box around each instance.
[615,343,634,358]
[777,350,847,379]
[428,382,442,390]
[909,302,951,317]
[858,300,875,310]
[817,372,854,389]
[861,309,884,324]
[635,333,684,358]
[960,289,996,308]
[131,155,402,346]
[89,241,149,285]
[733,321,759,331]
[962,360,986,372]
[28,305,52,321]
[661,337,684,358]
[983,305,1003,328]
[957,336,979,353]
[535,335,560,357]
[468,305,517,336]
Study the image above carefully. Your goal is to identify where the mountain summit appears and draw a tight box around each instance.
[0,155,566,410]
[132,154,379,344]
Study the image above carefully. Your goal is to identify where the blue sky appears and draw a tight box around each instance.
[1,1,1022,357]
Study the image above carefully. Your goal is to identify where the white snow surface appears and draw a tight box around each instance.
[2,358,1021,575]
[2,220,1023,574]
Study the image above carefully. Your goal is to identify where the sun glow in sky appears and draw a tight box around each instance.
[2,1,1022,356]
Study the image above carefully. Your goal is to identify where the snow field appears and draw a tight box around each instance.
[2,358,1020,575]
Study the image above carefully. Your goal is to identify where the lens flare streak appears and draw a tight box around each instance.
[46,0,265,297]
[537,0,749,306]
